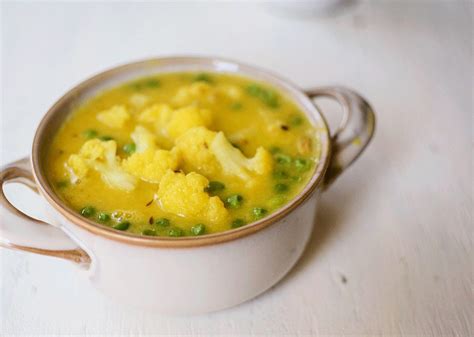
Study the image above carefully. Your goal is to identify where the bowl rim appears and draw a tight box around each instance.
[31,55,331,248]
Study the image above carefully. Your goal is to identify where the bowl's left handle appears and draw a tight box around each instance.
[0,157,91,267]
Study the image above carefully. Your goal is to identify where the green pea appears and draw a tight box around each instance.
[290,115,304,126]
[205,181,225,195]
[274,183,289,193]
[246,84,278,108]
[274,153,292,165]
[144,79,160,88]
[230,102,242,110]
[268,195,286,208]
[155,218,170,227]
[113,221,130,231]
[168,228,183,237]
[252,207,267,220]
[142,229,157,236]
[130,82,141,90]
[82,129,98,139]
[123,143,136,155]
[272,170,289,180]
[295,158,310,172]
[191,224,206,236]
[269,146,282,154]
[246,84,262,96]
[193,73,213,83]
[56,180,69,189]
[99,135,114,141]
[130,79,160,90]
[80,206,96,217]
[291,175,302,183]
[226,194,243,209]
[97,212,110,223]
[261,90,278,108]
[231,218,246,229]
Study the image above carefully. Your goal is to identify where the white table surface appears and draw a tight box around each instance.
[1,1,472,336]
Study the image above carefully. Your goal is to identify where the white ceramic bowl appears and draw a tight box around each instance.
[0,56,375,314]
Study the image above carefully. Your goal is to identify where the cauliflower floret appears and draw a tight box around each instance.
[166,106,212,140]
[210,132,273,180]
[66,155,89,183]
[138,103,173,125]
[217,85,243,100]
[96,105,131,129]
[66,139,137,191]
[175,127,273,181]
[122,126,178,183]
[123,150,178,184]
[257,108,287,133]
[130,125,157,152]
[137,104,174,148]
[137,104,211,143]
[172,82,217,107]
[79,139,108,160]
[129,93,149,108]
[174,126,220,176]
[226,127,257,146]
[172,82,242,107]
[157,170,229,225]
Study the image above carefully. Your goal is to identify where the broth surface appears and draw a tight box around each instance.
[47,72,320,236]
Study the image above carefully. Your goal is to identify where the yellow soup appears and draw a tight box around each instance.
[47,72,320,236]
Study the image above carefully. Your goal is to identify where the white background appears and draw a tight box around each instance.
[1,1,472,336]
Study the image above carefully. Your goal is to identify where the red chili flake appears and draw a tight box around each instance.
[149,216,154,224]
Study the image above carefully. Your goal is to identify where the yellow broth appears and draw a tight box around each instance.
[46,72,321,236]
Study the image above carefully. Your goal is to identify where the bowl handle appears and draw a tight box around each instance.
[0,157,91,266]
[306,87,375,188]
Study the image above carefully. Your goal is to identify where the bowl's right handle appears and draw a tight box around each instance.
[306,87,376,188]
[0,157,91,267]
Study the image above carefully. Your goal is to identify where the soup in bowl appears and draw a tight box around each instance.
[0,57,375,314]
[47,72,320,236]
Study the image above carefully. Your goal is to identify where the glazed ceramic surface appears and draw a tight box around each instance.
[0,57,375,314]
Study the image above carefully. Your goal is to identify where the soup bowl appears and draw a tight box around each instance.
[0,56,375,314]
